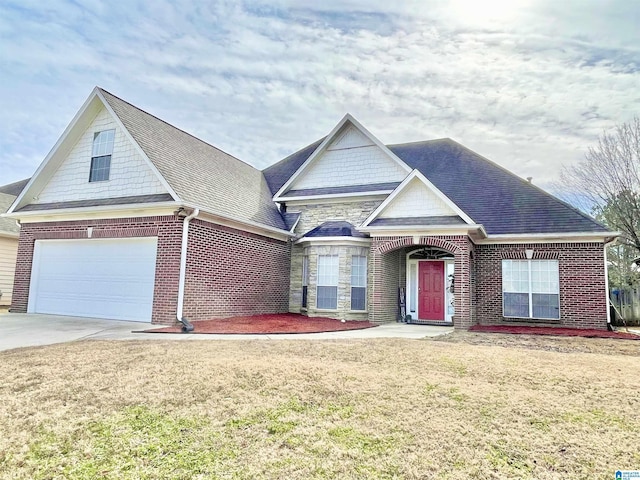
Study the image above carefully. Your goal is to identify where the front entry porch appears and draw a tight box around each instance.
[369,235,475,329]
[404,248,455,324]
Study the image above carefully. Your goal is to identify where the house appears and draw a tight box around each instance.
[4,87,616,329]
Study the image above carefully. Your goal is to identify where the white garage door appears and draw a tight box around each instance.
[28,238,158,322]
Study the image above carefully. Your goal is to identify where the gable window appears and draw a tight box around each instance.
[351,255,367,311]
[89,129,115,182]
[502,259,560,319]
[317,255,338,309]
[302,256,309,309]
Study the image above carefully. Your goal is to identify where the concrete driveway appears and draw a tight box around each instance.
[0,312,453,352]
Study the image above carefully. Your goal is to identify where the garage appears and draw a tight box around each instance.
[28,237,158,322]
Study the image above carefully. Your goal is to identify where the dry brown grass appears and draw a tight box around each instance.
[0,335,638,479]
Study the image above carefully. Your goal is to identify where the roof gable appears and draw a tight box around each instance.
[10,88,177,214]
[273,115,411,200]
[362,170,475,228]
[99,89,286,231]
[33,105,168,205]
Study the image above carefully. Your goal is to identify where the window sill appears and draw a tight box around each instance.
[349,310,368,314]
[315,308,339,312]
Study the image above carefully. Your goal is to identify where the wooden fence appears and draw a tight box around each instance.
[609,288,640,326]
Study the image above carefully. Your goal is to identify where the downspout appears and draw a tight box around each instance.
[604,236,617,329]
[177,207,199,332]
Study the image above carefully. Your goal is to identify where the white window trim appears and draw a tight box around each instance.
[89,129,115,183]
[316,254,339,310]
[350,255,367,312]
[502,259,561,320]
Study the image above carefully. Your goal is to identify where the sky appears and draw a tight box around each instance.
[1,0,639,196]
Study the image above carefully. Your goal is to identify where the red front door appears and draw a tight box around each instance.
[418,261,445,321]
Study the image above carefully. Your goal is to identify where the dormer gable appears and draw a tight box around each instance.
[274,114,411,200]
[361,170,477,228]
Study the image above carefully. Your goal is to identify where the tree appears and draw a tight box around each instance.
[561,117,640,255]
[593,199,640,287]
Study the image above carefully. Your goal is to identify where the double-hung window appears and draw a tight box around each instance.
[317,255,339,309]
[350,255,367,311]
[89,129,115,182]
[302,256,309,309]
[502,259,560,319]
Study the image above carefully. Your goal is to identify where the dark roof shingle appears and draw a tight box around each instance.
[263,137,608,235]
[100,89,286,231]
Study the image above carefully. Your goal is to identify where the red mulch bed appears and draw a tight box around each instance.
[139,313,377,334]
[469,324,640,340]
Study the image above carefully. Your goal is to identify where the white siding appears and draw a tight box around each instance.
[291,125,407,190]
[36,107,167,203]
[0,237,18,306]
[328,125,373,150]
[379,177,457,218]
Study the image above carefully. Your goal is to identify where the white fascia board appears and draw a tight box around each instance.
[277,190,394,203]
[361,169,476,227]
[96,89,180,202]
[7,201,181,223]
[289,215,301,233]
[184,203,295,241]
[476,231,621,244]
[294,236,372,246]
[8,88,103,214]
[273,113,412,200]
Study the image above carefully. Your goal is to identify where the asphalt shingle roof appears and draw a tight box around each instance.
[100,89,286,231]
[0,192,19,235]
[369,216,466,227]
[0,178,30,197]
[303,221,368,238]
[263,137,608,235]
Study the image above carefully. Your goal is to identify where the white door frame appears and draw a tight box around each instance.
[405,249,454,323]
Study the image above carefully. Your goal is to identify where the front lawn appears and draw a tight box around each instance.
[0,334,638,479]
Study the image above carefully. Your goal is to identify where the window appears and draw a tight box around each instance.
[502,259,559,319]
[302,256,309,308]
[351,255,367,310]
[317,255,338,309]
[89,129,115,182]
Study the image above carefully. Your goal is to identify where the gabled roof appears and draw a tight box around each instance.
[98,89,285,230]
[361,169,476,228]
[10,88,286,232]
[263,135,608,235]
[271,114,411,201]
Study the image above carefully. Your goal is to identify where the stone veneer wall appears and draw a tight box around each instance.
[289,243,370,321]
[290,200,383,236]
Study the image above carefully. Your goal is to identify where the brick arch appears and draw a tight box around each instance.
[376,236,461,255]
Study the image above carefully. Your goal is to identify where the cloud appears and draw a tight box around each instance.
[1,0,639,195]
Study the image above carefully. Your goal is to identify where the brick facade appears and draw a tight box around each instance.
[12,216,291,324]
[183,219,290,321]
[475,242,608,329]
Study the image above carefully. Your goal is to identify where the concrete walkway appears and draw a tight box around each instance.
[0,313,453,352]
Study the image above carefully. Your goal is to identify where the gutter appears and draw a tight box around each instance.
[603,236,618,327]
[176,207,199,332]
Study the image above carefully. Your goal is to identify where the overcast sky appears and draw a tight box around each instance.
[1,0,639,195]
